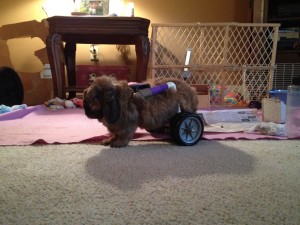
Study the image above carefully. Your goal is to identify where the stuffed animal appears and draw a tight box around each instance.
[45,97,76,110]
[72,98,83,108]
[0,104,27,114]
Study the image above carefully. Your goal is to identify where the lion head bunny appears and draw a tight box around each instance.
[83,75,198,147]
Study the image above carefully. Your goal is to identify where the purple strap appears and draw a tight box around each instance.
[136,83,176,98]
[150,83,169,95]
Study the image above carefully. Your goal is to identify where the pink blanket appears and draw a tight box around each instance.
[0,105,292,146]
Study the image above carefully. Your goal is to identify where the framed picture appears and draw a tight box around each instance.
[76,0,110,15]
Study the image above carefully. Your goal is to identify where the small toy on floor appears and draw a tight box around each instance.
[0,104,27,114]
[45,97,76,110]
[71,98,83,108]
[45,97,83,110]
[248,122,285,136]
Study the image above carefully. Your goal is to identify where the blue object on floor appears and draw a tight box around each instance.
[269,89,287,104]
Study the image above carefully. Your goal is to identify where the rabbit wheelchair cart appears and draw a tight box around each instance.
[131,82,204,146]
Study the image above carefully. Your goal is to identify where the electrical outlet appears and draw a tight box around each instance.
[40,64,52,79]
[90,45,99,62]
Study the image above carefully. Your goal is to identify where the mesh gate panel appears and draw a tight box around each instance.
[150,23,280,107]
[273,63,300,90]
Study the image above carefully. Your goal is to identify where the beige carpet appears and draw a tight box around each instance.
[0,140,299,225]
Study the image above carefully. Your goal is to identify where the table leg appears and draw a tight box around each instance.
[135,36,150,82]
[46,33,66,99]
[64,42,77,99]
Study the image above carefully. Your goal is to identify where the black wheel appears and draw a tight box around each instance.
[170,113,204,146]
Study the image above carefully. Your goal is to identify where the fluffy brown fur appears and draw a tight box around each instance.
[83,75,198,147]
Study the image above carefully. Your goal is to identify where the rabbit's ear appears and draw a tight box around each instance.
[103,87,120,124]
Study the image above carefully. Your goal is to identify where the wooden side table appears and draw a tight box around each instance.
[46,16,150,99]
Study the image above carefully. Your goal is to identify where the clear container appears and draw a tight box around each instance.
[285,85,300,138]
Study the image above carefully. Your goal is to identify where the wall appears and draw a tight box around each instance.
[0,0,250,106]
[136,0,250,23]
